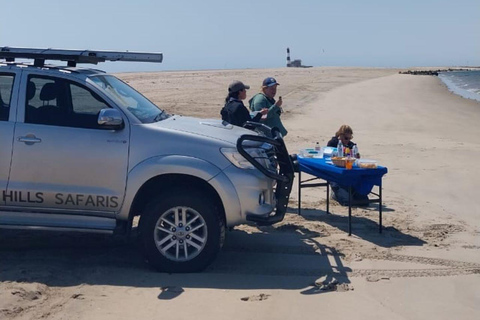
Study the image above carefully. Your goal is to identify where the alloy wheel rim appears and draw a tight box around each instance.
[154,206,208,262]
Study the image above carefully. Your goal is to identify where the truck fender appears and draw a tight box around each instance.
[117,155,241,223]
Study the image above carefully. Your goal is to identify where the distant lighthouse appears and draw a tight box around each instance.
[285,47,311,68]
[286,47,291,67]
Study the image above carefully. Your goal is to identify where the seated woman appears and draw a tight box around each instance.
[327,124,360,157]
[327,125,369,206]
[220,80,268,127]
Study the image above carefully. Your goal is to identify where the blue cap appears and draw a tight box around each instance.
[262,77,279,87]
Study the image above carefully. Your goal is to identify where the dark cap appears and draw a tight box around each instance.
[262,77,280,87]
[228,80,250,93]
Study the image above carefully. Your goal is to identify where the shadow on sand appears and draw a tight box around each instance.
[0,203,425,297]
[0,227,351,295]
[290,203,426,248]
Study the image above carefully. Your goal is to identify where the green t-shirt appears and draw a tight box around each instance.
[248,93,288,136]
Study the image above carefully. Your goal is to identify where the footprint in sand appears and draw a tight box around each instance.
[241,293,271,302]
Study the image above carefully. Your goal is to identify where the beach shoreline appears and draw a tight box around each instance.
[1,67,479,320]
[438,70,480,102]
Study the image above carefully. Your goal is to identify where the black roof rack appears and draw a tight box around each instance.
[0,47,163,67]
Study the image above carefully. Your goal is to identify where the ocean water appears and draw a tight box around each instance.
[438,70,480,102]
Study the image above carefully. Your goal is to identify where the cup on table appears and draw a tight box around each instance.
[345,159,354,170]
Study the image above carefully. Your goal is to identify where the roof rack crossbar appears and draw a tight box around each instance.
[0,47,163,66]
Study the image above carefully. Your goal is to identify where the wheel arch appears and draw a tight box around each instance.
[129,173,226,225]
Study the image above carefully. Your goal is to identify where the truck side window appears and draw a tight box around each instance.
[69,82,112,129]
[25,77,60,125]
[0,74,15,121]
[25,76,111,129]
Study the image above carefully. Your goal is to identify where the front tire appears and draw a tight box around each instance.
[139,190,225,273]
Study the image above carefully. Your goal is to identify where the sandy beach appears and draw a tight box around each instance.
[1,67,480,319]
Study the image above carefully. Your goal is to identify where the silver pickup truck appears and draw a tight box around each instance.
[0,47,295,272]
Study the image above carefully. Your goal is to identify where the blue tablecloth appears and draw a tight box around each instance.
[298,157,388,195]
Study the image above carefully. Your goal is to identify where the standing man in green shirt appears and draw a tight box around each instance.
[249,77,288,137]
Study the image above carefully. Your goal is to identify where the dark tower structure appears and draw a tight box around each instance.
[286,47,310,67]
[286,47,291,67]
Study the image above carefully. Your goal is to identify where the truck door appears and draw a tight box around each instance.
[7,74,129,215]
[0,72,18,205]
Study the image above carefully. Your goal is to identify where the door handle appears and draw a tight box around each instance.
[18,135,42,145]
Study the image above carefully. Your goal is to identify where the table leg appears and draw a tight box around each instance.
[379,182,382,233]
[298,171,302,216]
[348,185,352,236]
[326,182,330,214]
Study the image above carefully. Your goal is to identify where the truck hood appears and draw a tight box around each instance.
[151,115,257,145]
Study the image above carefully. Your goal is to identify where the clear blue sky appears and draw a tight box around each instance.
[2,0,479,72]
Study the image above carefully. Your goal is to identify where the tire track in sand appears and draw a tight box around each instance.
[216,241,480,278]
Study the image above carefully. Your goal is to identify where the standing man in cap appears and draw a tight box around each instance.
[221,80,268,127]
[249,77,287,136]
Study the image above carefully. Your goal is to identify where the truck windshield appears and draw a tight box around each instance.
[90,75,168,123]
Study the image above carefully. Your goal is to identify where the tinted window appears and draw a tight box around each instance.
[71,82,108,115]
[0,73,15,121]
[25,76,112,129]
[90,75,167,123]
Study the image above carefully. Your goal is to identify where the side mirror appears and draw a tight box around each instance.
[97,109,124,130]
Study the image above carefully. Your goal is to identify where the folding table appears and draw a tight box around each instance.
[297,156,388,235]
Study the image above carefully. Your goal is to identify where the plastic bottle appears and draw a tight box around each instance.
[337,139,344,157]
[315,142,320,151]
[352,145,359,158]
